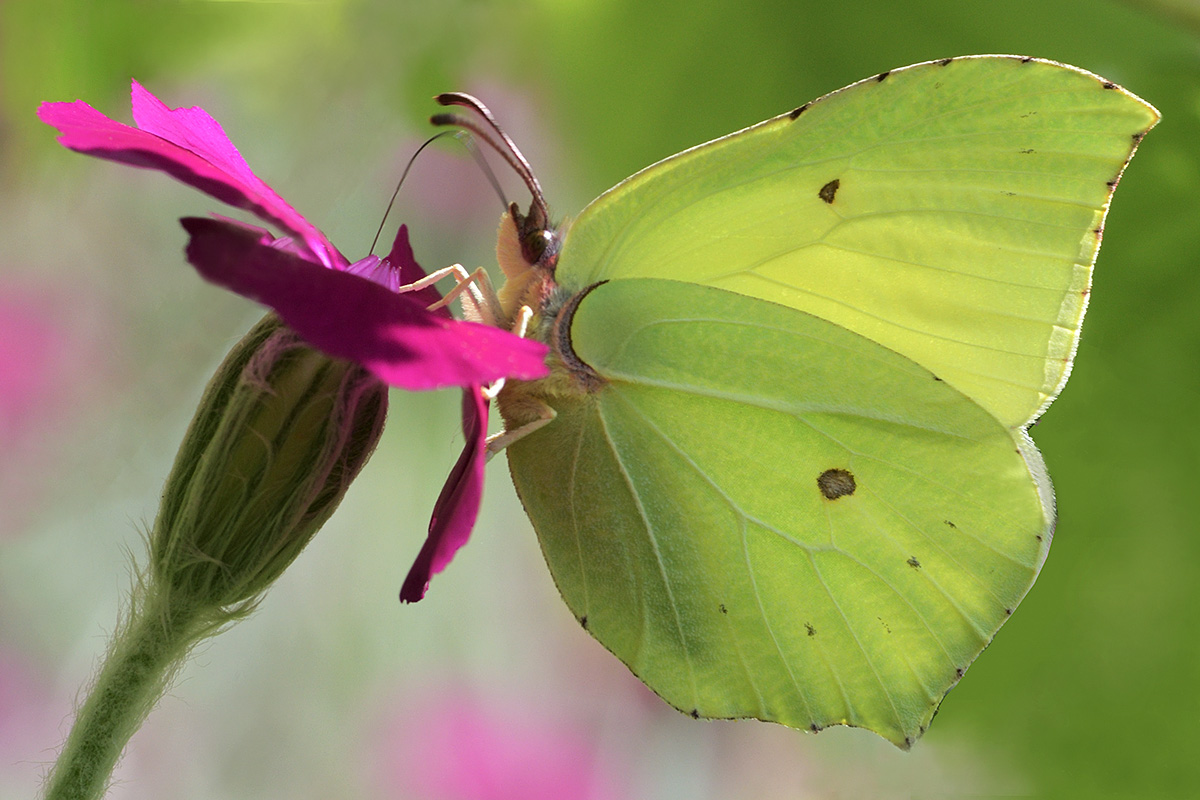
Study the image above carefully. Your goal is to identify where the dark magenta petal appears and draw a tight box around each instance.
[38,82,342,268]
[343,227,444,311]
[386,225,448,315]
[400,388,489,603]
[182,217,548,389]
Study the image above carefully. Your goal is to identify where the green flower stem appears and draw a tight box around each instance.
[43,595,201,800]
[41,314,388,800]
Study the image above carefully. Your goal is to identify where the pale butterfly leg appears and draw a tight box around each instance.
[398,264,503,326]
[394,263,468,294]
[485,303,556,460]
[397,268,555,457]
[484,411,554,459]
[482,305,533,399]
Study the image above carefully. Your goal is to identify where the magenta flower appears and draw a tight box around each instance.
[38,82,547,601]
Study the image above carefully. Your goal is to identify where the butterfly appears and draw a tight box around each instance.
[437,55,1158,747]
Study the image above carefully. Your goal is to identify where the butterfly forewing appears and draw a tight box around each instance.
[551,56,1159,428]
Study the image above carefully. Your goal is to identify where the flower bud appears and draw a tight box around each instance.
[149,313,387,616]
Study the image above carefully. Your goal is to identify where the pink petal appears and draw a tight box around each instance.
[386,224,447,313]
[343,227,445,309]
[0,296,66,441]
[38,82,342,268]
[375,693,622,800]
[182,217,548,390]
[0,651,67,781]
[400,387,488,602]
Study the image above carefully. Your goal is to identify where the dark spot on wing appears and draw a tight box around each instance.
[875,70,890,82]
[1020,148,1035,154]
[1103,81,1116,90]
[1036,533,1043,542]
[579,615,588,630]
[790,103,810,120]
[818,179,840,204]
[1020,56,1034,63]
[719,603,728,615]
[805,622,816,636]
[944,520,957,529]
[1005,608,1013,616]
[878,617,892,634]
[955,667,965,678]
[907,557,921,569]
[1106,179,1119,190]
[1132,131,1145,144]
[817,468,855,499]
[690,708,700,719]
[938,57,953,66]
[932,374,943,382]
[810,723,822,732]
[904,736,913,749]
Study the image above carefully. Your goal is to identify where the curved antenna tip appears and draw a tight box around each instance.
[429,94,549,225]
[435,91,483,108]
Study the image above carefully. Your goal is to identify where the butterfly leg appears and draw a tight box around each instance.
[394,263,466,293]
[399,264,505,327]
[480,304,534,401]
[483,304,554,460]
[484,402,555,460]
[424,267,491,322]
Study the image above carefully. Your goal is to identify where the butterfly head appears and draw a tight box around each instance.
[430,92,557,267]
[493,201,562,328]
[432,92,564,325]
[509,199,561,273]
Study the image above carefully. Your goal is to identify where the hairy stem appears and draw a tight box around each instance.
[43,595,199,800]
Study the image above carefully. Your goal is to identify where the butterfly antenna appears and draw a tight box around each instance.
[370,129,459,256]
[431,92,549,227]
[460,134,511,212]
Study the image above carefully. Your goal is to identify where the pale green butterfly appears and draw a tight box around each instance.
[439,55,1158,747]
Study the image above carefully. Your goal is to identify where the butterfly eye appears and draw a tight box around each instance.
[508,199,560,271]
[541,230,561,270]
[522,227,560,268]
[522,228,547,261]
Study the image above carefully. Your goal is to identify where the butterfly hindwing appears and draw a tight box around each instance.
[507,279,1051,746]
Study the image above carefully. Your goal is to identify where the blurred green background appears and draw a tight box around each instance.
[2,0,1197,798]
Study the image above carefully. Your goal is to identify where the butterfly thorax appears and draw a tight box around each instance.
[494,209,605,430]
